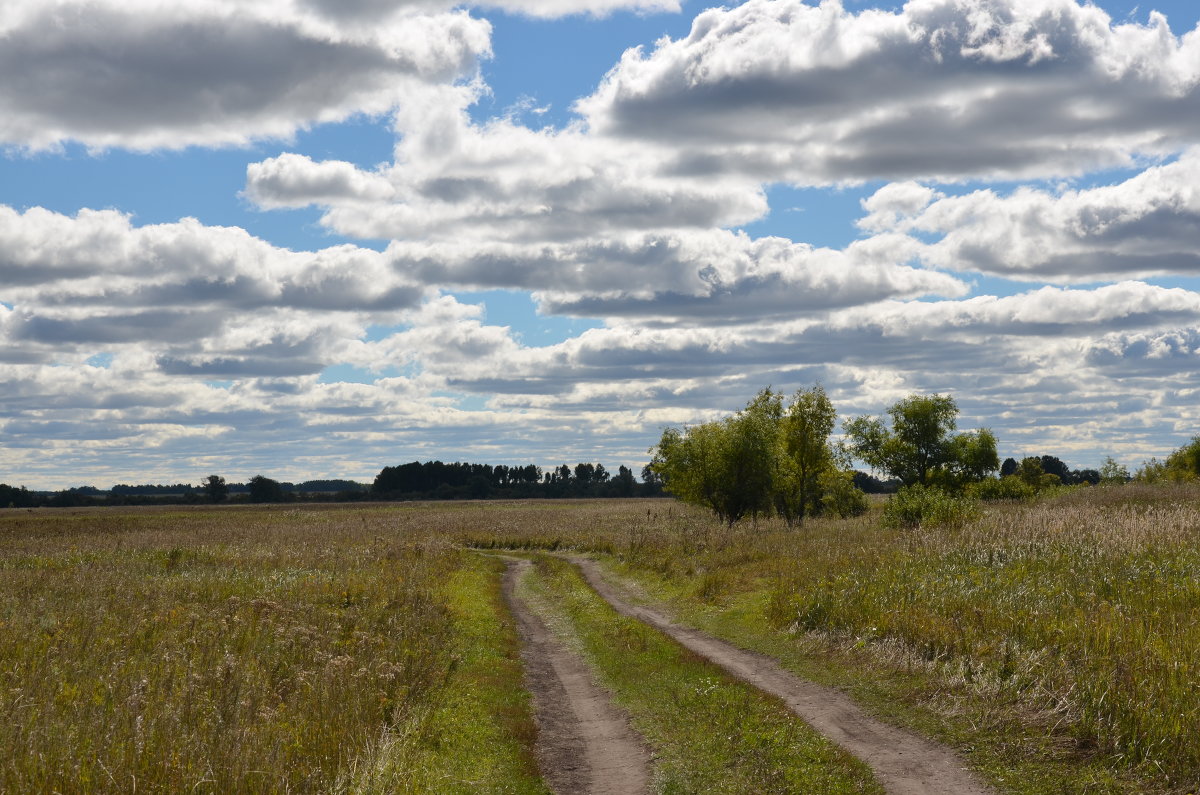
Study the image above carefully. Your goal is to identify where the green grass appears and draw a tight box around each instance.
[460,490,1200,793]
[518,554,882,794]
[8,489,1200,792]
[0,506,542,793]
[344,553,547,793]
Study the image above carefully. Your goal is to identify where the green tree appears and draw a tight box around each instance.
[203,474,228,503]
[1135,438,1200,483]
[651,389,780,525]
[651,421,731,522]
[1099,456,1130,485]
[773,385,837,526]
[248,474,284,503]
[1017,456,1045,487]
[843,394,997,490]
[651,386,864,526]
[1164,437,1200,480]
[718,388,781,525]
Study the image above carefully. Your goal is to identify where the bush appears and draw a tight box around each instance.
[882,484,979,530]
[818,469,869,518]
[967,475,1036,501]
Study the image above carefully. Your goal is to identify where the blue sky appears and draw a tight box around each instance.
[3,0,1200,488]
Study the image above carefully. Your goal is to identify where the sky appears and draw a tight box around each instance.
[3,0,1200,489]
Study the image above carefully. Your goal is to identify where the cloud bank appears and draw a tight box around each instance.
[4,0,1200,486]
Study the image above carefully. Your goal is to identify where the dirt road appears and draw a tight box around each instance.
[571,556,994,795]
[501,558,652,795]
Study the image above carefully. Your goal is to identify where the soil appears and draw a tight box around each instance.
[501,557,652,795]
[571,556,995,795]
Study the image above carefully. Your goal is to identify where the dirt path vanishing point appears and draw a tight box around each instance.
[571,556,995,795]
[501,558,652,795]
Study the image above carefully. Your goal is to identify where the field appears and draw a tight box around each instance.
[2,485,1198,792]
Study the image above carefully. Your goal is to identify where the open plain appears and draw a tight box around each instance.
[3,485,1199,793]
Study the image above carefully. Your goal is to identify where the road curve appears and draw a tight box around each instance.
[571,556,994,795]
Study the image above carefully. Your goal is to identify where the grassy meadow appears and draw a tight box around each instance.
[0,506,543,793]
[2,485,1198,792]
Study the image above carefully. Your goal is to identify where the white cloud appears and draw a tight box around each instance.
[247,82,768,243]
[0,1,491,151]
[0,0,690,152]
[382,229,963,322]
[577,0,1200,183]
[9,0,1200,487]
[0,205,428,376]
[861,149,1200,281]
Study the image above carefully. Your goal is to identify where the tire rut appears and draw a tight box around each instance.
[570,556,995,795]
[501,557,652,795]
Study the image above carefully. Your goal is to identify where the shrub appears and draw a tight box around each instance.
[818,469,869,518]
[882,484,979,529]
[967,475,1036,501]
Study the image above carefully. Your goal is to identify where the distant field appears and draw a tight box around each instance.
[2,488,1198,792]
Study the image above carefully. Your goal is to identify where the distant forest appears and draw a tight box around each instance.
[0,461,668,508]
[0,452,1105,510]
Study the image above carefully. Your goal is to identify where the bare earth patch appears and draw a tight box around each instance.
[502,558,652,795]
[572,556,995,795]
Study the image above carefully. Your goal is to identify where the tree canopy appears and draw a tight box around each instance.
[843,394,998,489]
[650,386,866,526]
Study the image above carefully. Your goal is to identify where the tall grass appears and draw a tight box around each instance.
[8,490,1200,790]
[0,506,533,792]
[460,490,1200,790]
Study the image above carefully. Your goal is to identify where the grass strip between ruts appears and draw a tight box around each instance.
[518,553,883,795]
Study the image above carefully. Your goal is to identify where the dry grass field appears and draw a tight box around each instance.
[0,505,542,793]
[2,485,1198,792]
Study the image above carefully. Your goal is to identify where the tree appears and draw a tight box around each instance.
[1000,457,1018,478]
[1039,455,1070,483]
[718,388,781,524]
[1017,457,1043,485]
[613,465,636,497]
[1163,436,1200,480]
[651,386,864,526]
[248,474,283,503]
[945,429,1000,487]
[203,474,228,503]
[1100,456,1130,485]
[651,421,730,521]
[773,385,837,526]
[843,394,997,490]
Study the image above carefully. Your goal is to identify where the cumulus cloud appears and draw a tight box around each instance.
[0,0,493,151]
[247,82,767,243]
[577,0,1200,183]
[860,150,1200,281]
[9,0,1200,487]
[0,206,425,312]
[0,205,428,377]
[377,229,963,322]
[0,0,694,152]
[432,281,1200,391]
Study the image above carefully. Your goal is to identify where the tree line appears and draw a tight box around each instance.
[650,387,1002,526]
[371,460,662,500]
[651,385,1200,528]
[0,461,663,508]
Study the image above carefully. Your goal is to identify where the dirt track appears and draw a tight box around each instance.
[501,558,651,795]
[571,556,995,795]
